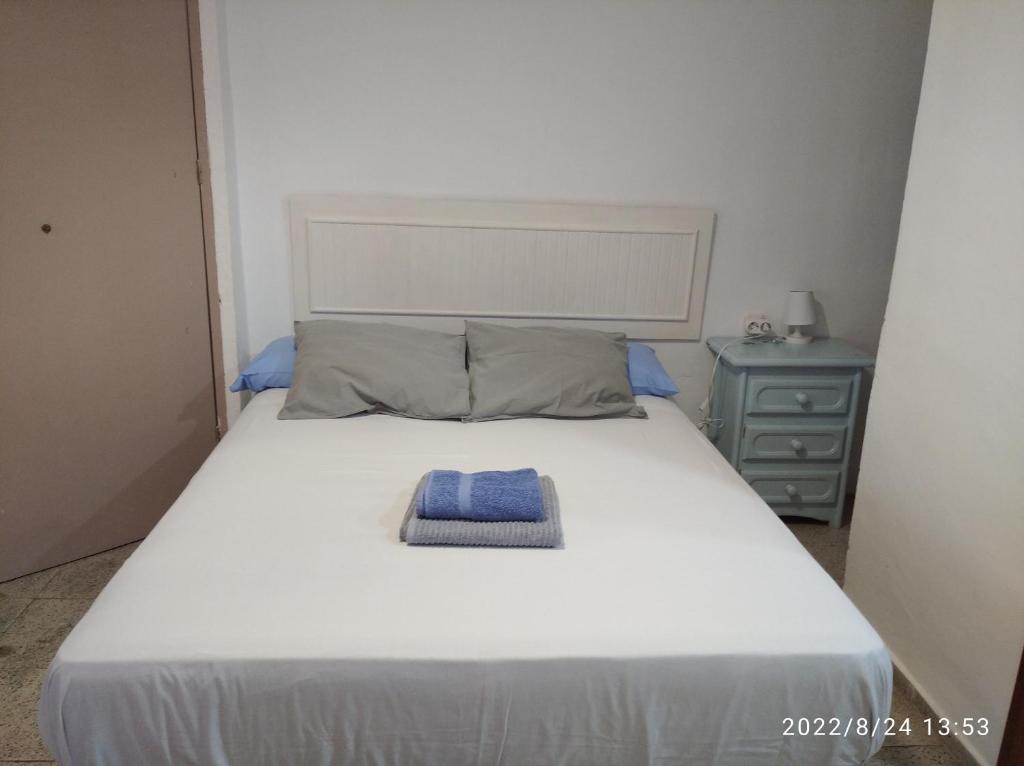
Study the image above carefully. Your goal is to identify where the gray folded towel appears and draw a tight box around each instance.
[401,474,563,548]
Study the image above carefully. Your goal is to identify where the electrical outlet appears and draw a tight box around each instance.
[743,314,773,337]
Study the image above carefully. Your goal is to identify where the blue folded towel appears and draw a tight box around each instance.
[416,468,544,522]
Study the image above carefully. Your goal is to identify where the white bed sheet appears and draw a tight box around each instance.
[40,391,890,765]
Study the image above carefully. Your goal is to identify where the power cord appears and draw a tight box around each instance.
[698,335,783,432]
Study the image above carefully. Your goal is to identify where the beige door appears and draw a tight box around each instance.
[0,0,218,581]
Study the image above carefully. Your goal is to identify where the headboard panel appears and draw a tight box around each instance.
[290,195,715,339]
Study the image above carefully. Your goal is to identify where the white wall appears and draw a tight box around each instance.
[216,0,930,418]
[844,3,1024,765]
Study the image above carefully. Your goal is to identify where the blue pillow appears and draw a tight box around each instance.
[627,342,679,397]
[229,336,296,393]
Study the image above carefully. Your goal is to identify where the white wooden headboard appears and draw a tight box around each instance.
[289,194,715,339]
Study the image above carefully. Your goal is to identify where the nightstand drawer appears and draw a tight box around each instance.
[745,376,852,416]
[741,424,847,461]
[741,469,840,505]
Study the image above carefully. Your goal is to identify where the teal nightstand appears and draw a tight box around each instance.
[706,336,874,528]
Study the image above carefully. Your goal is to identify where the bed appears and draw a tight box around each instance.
[40,390,889,765]
[40,197,890,764]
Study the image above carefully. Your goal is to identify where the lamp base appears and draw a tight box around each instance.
[785,327,813,344]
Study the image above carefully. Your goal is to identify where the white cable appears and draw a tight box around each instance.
[698,335,780,432]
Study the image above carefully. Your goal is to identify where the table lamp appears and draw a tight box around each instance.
[784,290,815,344]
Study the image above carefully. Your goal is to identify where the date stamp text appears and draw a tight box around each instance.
[782,717,989,738]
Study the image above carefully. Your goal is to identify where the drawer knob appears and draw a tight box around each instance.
[784,483,799,497]
[794,392,810,405]
[790,439,804,451]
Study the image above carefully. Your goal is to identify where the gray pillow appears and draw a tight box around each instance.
[465,321,646,421]
[278,320,470,420]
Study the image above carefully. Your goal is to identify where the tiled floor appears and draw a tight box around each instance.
[0,527,972,765]
[0,542,139,765]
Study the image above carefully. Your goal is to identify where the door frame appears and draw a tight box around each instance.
[185,0,226,437]
[185,0,237,436]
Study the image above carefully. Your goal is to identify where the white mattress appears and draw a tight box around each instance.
[40,391,891,765]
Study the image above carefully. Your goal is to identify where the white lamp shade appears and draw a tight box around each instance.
[784,290,816,326]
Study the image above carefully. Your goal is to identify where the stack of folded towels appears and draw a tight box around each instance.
[401,468,563,548]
